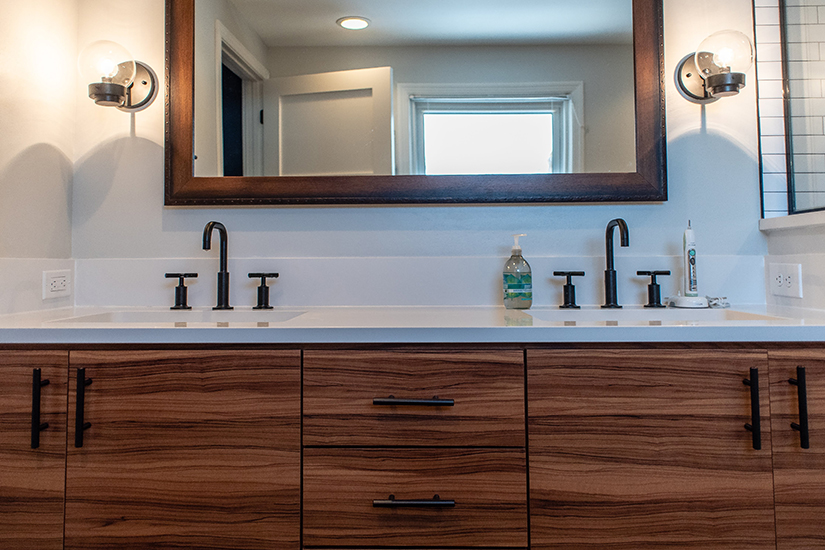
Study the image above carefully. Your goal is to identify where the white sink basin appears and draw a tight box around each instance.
[47,308,307,327]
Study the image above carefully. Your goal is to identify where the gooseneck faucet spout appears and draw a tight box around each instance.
[203,221,233,310]
[602,218,629,309]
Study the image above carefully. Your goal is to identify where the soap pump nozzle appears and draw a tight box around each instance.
[511,234,526,255]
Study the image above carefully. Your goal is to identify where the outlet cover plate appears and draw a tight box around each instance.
[768,263,803,298]
[42,270,72,300]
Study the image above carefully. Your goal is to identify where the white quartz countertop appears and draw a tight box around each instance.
[2,305,825,344]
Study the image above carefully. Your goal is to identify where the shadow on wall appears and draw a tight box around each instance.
[72,136,164,234]
[0,143,72,258]
[665,127,764,255]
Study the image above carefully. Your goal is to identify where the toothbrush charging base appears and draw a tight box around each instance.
[672,296,709,309]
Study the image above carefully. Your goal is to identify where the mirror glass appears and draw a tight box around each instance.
[778,1,825,213]
[193,0,636,178]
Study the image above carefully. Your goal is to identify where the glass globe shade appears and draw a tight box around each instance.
[78,40,136,87]
[694,30,753,78]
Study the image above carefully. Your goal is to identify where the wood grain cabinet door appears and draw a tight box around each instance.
[304,349,525,446]
[0,351,68,550]
[64,350,300,550]
[528,349,776,550]
[769,349,825,549]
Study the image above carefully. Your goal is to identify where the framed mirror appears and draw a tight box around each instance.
[165,0,665,205]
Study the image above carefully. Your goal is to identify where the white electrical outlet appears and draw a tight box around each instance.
[42,270,72,300]
[768,263,803,298]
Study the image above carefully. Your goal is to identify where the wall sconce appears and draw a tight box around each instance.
[78,40,157,112]
[677,30,754,104]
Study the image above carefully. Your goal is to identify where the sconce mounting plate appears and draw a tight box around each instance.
[676,53,718,104]
[117,61,158,112]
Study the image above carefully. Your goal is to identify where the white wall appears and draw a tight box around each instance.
[62,0,768,309]
[0,0,76,258]
[0,0,77,314]
[763,214,825,310]
[266,44,636,174]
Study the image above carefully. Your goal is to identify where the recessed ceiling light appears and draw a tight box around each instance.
[337,16,370,30]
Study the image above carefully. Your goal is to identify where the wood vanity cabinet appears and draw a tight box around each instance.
[303,349,528,548]
[768,349,825,549]
[63,350,301,550]
[0,351,68,550]
[528,349,776,549]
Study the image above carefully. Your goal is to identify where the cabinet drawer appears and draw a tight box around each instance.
[303,350,525,446]
[303,448,527,547]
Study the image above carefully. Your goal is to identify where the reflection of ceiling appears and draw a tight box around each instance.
[227,0,633,48]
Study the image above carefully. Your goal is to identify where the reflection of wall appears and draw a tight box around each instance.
[194,0,268,176]
[267,45,636,174]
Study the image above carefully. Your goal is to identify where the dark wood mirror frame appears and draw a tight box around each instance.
[165,0,665,205]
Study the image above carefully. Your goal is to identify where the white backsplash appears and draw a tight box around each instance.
[0,259,75,315]
[74,255,766,309]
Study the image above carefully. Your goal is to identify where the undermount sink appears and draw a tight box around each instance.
[47,308,307,327]
[524,307,788,325]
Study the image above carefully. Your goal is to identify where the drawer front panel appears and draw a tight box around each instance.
[303,448,528,547]
[304,350,525,446]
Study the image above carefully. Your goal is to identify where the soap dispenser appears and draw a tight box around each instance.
[503,234,532,309]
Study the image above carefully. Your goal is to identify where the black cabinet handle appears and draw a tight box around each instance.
[74,368,93,448]
[743,367,761,450]
[373,494,456,508]
[790,366,810,449]
[373,395,455,407]
[31,369,50,449]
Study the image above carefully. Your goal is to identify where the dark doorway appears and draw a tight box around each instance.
[222,63,244,176]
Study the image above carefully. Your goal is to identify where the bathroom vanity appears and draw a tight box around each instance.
[2,306,824,549]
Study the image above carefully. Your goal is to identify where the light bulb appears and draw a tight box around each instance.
[78,40,137,106]
[337,17,370,30]
[694,30,753,78]
[692,30,753,98]
[78,40,136,86]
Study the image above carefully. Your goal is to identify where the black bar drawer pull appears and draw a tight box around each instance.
[31,369,50,449]
[373,494,456,508]
[74,368,93,448]
[743,367,761,450]
[790,366,810,449]
[373,395,455,407]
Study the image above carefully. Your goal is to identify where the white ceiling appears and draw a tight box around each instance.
[227,0,633,48]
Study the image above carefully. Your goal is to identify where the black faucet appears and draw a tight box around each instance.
[602,218,629,309]
[203,221,233,310]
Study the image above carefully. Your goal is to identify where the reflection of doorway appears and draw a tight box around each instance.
[222,63,244,176]
[215,21,269,176]
[263,67,393,176]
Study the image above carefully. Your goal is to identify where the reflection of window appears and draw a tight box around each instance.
[397,84,582,176]
[412,97,570,174]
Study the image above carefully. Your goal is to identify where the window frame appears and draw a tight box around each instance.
[396,82,584,176]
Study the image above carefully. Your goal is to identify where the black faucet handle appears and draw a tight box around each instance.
[554,271,585,282]
[637,270,670,308]
[248,273,279,309]
[553,271,585,309]
[249,272,279,282]
[637,270,671,283]
[165,273,198,310]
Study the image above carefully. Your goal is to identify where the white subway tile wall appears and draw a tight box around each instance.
[756,0,790,218]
